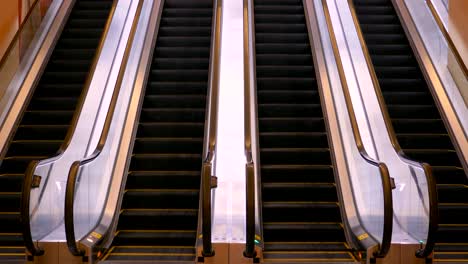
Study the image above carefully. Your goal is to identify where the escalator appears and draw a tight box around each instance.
[101,0,213,262]
[352,0,468,261]
[254,0,357,262]
[0,0,113,260]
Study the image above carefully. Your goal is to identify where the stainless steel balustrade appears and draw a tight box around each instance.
[23,0,141,249]
[321,0,437,256]
[307,0,393,258]
[60,0,163,261]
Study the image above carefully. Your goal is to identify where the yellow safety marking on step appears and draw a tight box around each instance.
[357,233,369,240]
[91,231,102,239]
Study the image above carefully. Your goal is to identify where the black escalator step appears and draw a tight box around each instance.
[34,84,83,97]
[159,26,211,37]
[263,251,354,261]
[257,90,319,104]
[254,5,303,14]
[402,149,460,166]
[371,54,414,66]
[378,78,426,90]
[259,104,322,118]
[133,138,203,154]
[164,0,212,8]
[361,24,402,35]
[255,23,307,33]
[163,8,212,17]
[364,34,407,45]
[366,44,411,55]
[140,108,205,122]
[0,174,23,192]
[382,91,432,104]
[437,185,468,203]
[40,72,88,83]
[354,6,395,15]
[255,43,310,54]
[256,66,314,78]
[256,54,312,66]
[61,28,103,38]
[260,132,328,148]
[263,202,340,222]
[72,10,111,19]
[160,17,212,27]
[261,148,331,165]
[439,204,468,224]
[397,134,453,149]
[259,117,325,132]
[7,141,61,156]
[20,111,73,125]
[434,243,468,252]
[374,66,420,78]
[256,33,308,44]
[391,119,446,133]
[47,59,91,70]
[122,190,198,210]
[0,213,20,233]
[14,125,68,140]
[262,182,337,202]
[0,193,20,212]
[29,97,78,111]
[126,171,200,189]
[255,14,305,24]
[112,230,196,246]
[264,241,350,252]
[154,58,209,69]
[354,14,399,24]
[263,222,345,242]
[105,246,195,262]
[257,77,316,90]
[136,123,204,138]
[0,247,25,261]
[386,105,439,118]
[143,95,206,108]
[436,225,468,243]
[0,157,46,174]
[261,164,334,183]
[74,0,113,8]
[129,154,202,171]
[255,0,302,5]
[432,166,467,185]
[157,36,211,47]
[155,47,210,58]
[68,19,107,28]
[52,49,94,60]
[147,81,207,95]
[151,69,208,82]
[0,234,23,246]
[118,209,197,230]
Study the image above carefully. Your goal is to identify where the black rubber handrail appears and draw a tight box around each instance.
[20,0,119,257]
[321,0,393,258]
[64,0,144,256]
[243,0,260,258]
[346,0,439,258]
[199,0,222,256]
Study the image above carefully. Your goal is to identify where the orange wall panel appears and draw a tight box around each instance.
[0,1,19,59]
[448,0,468,67]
